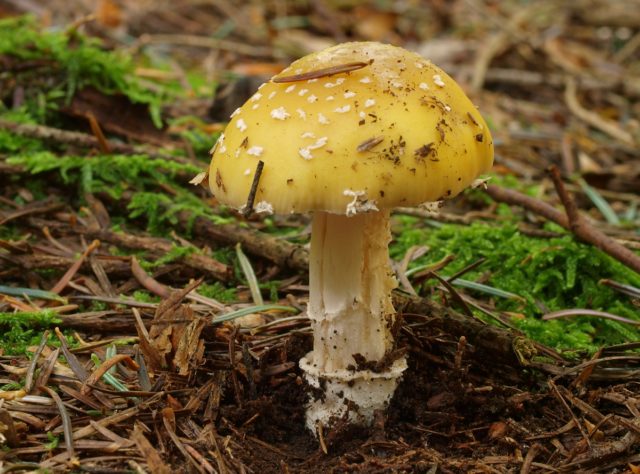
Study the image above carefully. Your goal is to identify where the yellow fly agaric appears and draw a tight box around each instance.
[208,42,493,432]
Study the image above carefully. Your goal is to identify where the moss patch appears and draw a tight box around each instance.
[392,218,640,354]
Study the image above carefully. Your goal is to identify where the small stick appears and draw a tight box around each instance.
[0,200,63,226]
[446,258,487,283]
[454,336,467,371]
[560,134,575,176]
[86,112,111,154]
[316,421,328,454]
[273,60,372,83]
[243,160,264,217]
[357,136,384,152]
[0,118,196,166]
[547,166,581,231]
[162,410,207,474]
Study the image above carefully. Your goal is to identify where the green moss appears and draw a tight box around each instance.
[171,117,220,160]
[138,244,197,271]
[198,282,237,303]
[260,280,281,303]
[127,190,235,235]
[6,151,235,234]
[45,432,60,451]
[211,246,236,266]
[0,224,22,241]
[8,152,201,196]
[0,15,165,124]
[88,300,109,311]
[132,290,161,304]
[0,310,77,355]
[392,219,640,353]
[0,381,22,391]
[0,109,45,153]
[0,310,61,327]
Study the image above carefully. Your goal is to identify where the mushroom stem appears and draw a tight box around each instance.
[308,210,396,370]
[300,210,407,430]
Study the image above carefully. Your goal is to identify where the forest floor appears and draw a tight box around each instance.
[0,0,639,472]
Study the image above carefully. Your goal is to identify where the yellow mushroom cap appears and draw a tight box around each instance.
[208,41,493,215]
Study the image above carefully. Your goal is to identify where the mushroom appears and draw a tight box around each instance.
[207,42,494,433]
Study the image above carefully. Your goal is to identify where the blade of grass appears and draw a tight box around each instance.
[576,178,620,225]
[213,304,298,324]
[452,278,525,301]
[0,285,66,303]
[235,243,263,305]
[105,344,117,375]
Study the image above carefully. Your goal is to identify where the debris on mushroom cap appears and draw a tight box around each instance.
[210,133,224,154]
[247,146,264,157]
[253,200,274,215]
[208,41,494,215]
[189,171,208,186]
[299,136,329,160]
[344,189,379,216]
[270,106,290,120]
[433,74,446,87]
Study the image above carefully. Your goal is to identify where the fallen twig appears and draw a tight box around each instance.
[0,199,63,226]
[547,166,640,274]
[0,118,196,166]
[484,181,640,274]
[86,229,230,281]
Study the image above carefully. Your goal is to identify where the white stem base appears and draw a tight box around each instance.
[300,355,407,431]
[301,211,407,432]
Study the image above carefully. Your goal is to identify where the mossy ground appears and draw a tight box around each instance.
[391,217,640,355]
